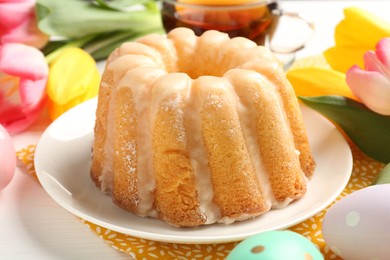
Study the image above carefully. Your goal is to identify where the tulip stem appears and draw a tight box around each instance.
[45,35,95,64]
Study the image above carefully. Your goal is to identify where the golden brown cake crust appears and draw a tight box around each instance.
[225,69,307,202]
[112,87,139,212]
[194,76,269,219]
[239,62,316,178]
[152,74,207,227]
[90,64,115,190]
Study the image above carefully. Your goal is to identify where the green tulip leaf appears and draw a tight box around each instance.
[35,0,162,38]
[84,27,164,61]
[299,95,390,163]
[92,0,150,12]
[372,163,390,185]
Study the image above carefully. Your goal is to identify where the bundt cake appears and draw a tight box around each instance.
[90,27,316,227]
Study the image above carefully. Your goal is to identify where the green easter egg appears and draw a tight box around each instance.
[227,230,323,260]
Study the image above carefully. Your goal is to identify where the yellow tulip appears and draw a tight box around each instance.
[287,67,357,100]
[324,7,390,73]
[323,46,367,74]
[47,47,100,120]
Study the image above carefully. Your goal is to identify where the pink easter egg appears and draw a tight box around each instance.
[0,124,16,190]
[322,184,390,260]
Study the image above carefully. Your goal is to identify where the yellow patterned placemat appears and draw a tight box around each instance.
[16,143,384,259]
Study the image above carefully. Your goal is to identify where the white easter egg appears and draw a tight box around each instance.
[322,184,390,260]
[0,125,16,190]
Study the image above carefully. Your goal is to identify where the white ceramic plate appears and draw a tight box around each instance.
[35,98,352,244]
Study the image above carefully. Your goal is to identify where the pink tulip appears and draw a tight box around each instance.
[0,0,48,48]
[0,43,48,133]
[346,38,390,115]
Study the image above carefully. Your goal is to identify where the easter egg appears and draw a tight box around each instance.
[322,184,390,260]
[227,230,323,260]
[0,124,16,190]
